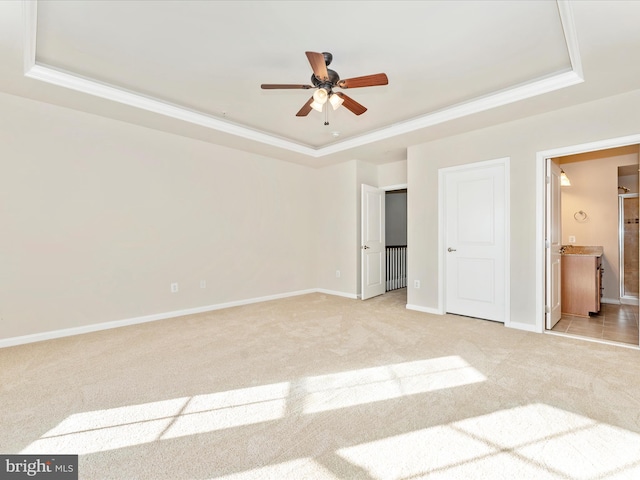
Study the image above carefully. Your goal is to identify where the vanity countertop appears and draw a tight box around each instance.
[561,245,604,257]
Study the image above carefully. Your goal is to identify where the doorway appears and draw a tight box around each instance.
[537,135,640,346]
[385,188,407,293]
[360,184,408,301]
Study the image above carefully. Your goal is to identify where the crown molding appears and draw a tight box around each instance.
[22,0,37,74]
[22,0,584,159]
[557,0,583,79]
[25,63,318,156]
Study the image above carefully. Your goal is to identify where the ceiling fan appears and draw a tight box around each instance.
[261,51,388,118]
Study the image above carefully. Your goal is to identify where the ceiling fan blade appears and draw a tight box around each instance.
[336,92,367,115]
[338,73,388,89]
[261,84,312,90]
[296,97,314,117]
[305,51,329,82]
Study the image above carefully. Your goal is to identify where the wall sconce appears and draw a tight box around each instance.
[560,169,571,186]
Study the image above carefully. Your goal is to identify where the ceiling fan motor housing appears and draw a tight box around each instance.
[311,69,340,92]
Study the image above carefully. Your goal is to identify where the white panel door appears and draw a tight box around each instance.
[361,184,385,300]
[444,163,506,322]
[546,159,562,329]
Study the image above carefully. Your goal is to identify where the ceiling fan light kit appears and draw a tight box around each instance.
[310,99,324,113]
[312,88,328,104]
[261,51,388,123]
[329,93,344,110]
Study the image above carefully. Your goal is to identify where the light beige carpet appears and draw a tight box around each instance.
[2,289,640,479]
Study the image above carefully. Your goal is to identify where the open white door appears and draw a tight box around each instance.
[361,184,385,300]
[443,160,507,322]
[546,159,562,329]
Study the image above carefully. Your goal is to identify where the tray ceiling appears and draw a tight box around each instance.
[25,1,581,161]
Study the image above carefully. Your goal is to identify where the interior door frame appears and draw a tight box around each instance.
[535,133,640,334]
[438,157,511,326]
[546,159,563,330]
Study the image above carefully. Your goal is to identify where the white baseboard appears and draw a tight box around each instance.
[315,289,358,299]
[406,304,442,315]
[0,288,339,349]
[507,321,538,333]
[601,297,621,305]
[600,297,640,306]
[620,297,639,306]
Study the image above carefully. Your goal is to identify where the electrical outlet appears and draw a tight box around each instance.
[414,280,420,288]
[200,280,206,289]
[336,270,341,278]
[170,283,179,293]
[569,235,576,243]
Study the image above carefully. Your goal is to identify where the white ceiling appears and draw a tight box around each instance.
[1,1,640,166]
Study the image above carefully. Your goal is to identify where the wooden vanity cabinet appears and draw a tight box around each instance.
[561,255,602,317]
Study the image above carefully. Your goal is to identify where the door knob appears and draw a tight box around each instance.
[447,247,457,252]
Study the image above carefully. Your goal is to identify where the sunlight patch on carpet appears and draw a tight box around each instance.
[302,356,486,414]
[336,403,640,479]
[20,382,290,455]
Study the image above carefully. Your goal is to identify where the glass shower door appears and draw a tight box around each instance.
[619,193,639,302]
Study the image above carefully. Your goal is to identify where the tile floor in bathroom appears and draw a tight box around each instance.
[551,303,639,345]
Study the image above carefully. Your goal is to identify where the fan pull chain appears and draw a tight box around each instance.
[324,103,329,126]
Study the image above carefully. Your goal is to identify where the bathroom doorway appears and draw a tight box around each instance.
[550,144,640,345]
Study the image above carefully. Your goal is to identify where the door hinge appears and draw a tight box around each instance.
[546,176,551,184]
[545,306,550,313]
[545,240,550,249]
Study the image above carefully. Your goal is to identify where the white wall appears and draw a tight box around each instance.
[315,161,358,296]
[0,87,400,343]
[7,76,640,340]
[378,160,407,188]
[560,153,639,301]
[408,88,640,328]
[0,91,317,339]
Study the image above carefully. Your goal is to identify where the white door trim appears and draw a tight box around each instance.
[381,183,408,191]
[546,159,563,330]
[535,133,640,334]
[438,157,511,326]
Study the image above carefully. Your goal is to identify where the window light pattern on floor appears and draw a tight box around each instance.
[21,382,290,455]
[20,356,483,456]
[302,355,486,413]
[20,359,640,479]
[336,403,640,479]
